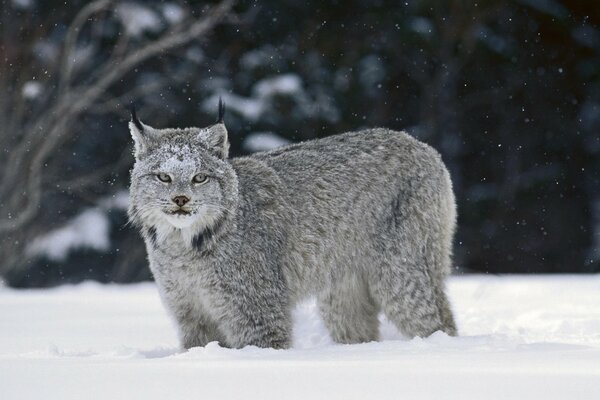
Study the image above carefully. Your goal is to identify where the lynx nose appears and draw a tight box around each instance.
[172,195,190,207]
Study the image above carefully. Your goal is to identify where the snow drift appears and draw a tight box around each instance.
[1,275,599,399]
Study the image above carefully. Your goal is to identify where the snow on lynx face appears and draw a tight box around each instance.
[128,106,236,244]
[128,102,457,349]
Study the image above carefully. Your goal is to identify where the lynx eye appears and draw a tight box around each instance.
[156,173,172,183]
[192,173,209,184]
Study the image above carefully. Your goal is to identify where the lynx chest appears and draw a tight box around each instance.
[146,233,217,313]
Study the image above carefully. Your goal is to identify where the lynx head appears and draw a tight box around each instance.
[128,100,237,242]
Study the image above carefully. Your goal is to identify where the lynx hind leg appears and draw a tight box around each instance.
[372,258,456,338]
[376,172,458,337]
[318,274,380,344]
[434,283,457,336]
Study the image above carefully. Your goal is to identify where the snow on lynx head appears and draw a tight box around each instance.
[128,101,238,242]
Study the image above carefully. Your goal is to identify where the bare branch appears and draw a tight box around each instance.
[0,0,236,234]
[75,0,235,116]
[88,79,166,115]
[57,0,114,94]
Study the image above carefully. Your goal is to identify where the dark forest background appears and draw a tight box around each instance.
[0,0,598,287]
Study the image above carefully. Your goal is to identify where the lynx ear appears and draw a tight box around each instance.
[198,123,229,159]
[216,97,225,124]
[128,107,156,158]
[197,98,228,159]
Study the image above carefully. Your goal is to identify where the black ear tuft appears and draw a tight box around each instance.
[217,97,225,124]
[129,104,144,133]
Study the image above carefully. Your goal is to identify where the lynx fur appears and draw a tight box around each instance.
[128,103,457,349]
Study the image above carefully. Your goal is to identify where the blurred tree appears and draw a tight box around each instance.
[1,0,598,287]
[0,0,235,281]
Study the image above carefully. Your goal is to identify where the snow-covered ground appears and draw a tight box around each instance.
[1,275,599,399]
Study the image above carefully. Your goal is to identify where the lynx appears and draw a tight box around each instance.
[128,101,457,349]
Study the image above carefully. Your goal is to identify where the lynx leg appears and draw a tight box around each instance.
[433,282,458,336]
[216,295,292,349]
[172,304,227,349]
[371,260,456,338]
[318,275,380,344]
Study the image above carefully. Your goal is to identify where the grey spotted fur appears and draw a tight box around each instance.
[128,109,458,349]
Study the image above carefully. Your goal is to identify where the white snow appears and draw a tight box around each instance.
[11,0,34,10]
[204,74,304,122]
[161,3,185,25]
[408,17,434,36]
[203,74,341,123]
[209,92,265,121]
[254,74,303,98]
[33,40,59,64]
[359,55,385,90]
[98,190,130,211]
[204,73,340,123]
[22,81,42,99]
[27,191,129,262]
[243,132,292,152]
[1,275,600,399]
[115,3,162,37]
[26,209,110,262]
[240,45,282,70]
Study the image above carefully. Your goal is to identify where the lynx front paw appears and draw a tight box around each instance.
[228,325,291,349]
